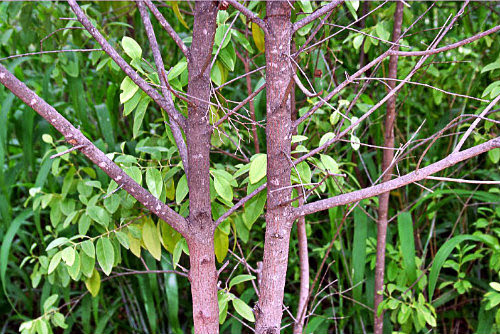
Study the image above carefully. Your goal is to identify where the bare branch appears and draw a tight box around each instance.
[137,0,189,176]
[293,24,500,129]
[215,183,267,226]
[391,24,500,57]
[226,0,266,32]
[215,83,266,127]
[454,93,500,152]
[0,48,101,61]
[0,63,189,235]
[293,137,500,218]
[67,0,187,131]
[426,176,500,185]
[293,0,344,33]
[142,0,190,58]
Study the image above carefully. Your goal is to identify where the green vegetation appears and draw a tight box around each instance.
[0,1,499,333]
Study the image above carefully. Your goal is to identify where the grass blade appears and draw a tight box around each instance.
[397,212,417,284]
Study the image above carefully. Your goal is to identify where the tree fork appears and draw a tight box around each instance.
[255,3,294,334]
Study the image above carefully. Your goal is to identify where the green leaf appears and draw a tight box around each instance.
[80,251,95,278]
[167,59,187,81]
[249,154,267,184]
[169,1,188,29]
[115,231,130,250]
[214,227,229,263]
[52,312,67,329]
[123,91,142,117]
[428,234,493,300]
[142,218,162,261]
[218,291,229,324]
[146,167,163,199]
[85,268,101,297]
[67,251,81,280]
[398,212,417,283]
[133,96,151,138]
[482,60,500,73]
[120,76,139,104]
[219,44,236,71]
[61,246,76,267]
[46,237,70,251]
[214,174,233,202]
[81,240,95,259]
[42,134,53,144]
[319,132,335,147]
[215,24,231,49]
[320,154,339,174]
[491,282,500,292]
[350,135,361,151]
[96,237,114,276]
[43,294,58,312]
[353,34,364,50]
[252,22,265,53]
[232,298,255,322]
[122,36,142,60]
[175,174,188,204]
[48,251,63,274]
[352,206,367,302]
[124,166,142,185]
[86,205,110,227]
[229,274,255,289]
[488,148,500,164]
[232,30,253,54]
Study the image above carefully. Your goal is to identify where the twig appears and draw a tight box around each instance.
[50,144,86,159]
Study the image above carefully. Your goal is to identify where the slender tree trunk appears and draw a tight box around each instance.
[374,2,404,333]
[255,3,293,334]
[185,2,219,333]
[293,193,309,334]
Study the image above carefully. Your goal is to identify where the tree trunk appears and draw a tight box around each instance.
[255,3,293,334]
[187,232,219,334]
[186,2,219,333]
[374,2,404,333]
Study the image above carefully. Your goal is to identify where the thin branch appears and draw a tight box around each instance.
[215,183,267,226]
[454,93,500,152]
[293,0,344,32]
[142,0,190,58]
[215,83,266,127]
[137,0,189,176]
[0,48,101,61]
[0,63,189,236]
[293,23,500,129]
[391,24,500,57]
[294,137,500,218]
[226,0,266,32]
[67,0,187,130]
[426,176,500,184]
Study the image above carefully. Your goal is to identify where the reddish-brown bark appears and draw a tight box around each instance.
[184,2,220,333]
[374,2,404,333]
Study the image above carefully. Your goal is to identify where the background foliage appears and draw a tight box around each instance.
[0,1,499,333]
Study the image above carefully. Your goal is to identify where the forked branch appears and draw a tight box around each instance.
[67,0,187,130]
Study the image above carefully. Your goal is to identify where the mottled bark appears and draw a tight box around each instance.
[185,2,220,334]
[374,3,404,333]
[255,3,294,334]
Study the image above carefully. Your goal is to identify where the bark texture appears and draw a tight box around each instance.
[185,2,220,333]
[255,3,293,334]
[374,3,404,333]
